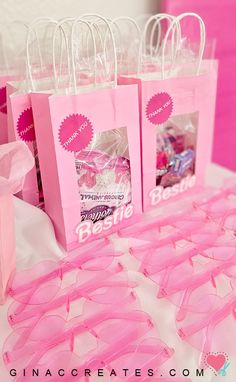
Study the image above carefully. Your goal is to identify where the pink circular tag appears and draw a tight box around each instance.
[17,107,36,142]
[59,114,93,153]
[146,92,173,125]
[0,86,7,114]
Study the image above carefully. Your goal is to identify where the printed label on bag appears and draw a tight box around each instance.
[149,174,196,206]
[76,204,134,243]
[0,86,7,114]
[146,92,173,125]
[17,107,36,142]
[59,114,94,152]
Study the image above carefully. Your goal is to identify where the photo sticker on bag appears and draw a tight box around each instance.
[17,107,36,142]
[146,92,173,125]
[59,114,94,152]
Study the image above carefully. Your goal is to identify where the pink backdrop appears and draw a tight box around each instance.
[161,0,236,172]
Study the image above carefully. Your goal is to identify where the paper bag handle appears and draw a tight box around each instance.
[112,16,141,75]
[26,18,58,91]
[80,14,118,88]
[70,17,97,93]
[138,14,180,74]
[52,17,75,91]
[161,13,206,80]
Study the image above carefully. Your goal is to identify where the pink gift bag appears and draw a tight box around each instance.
[31,17,142,251]
[6,18,60,207]
[0,79,8,144]
[161,0,236,172]
[7,87,43,207]
[0,21,31,145]
[0,75,20,145]
[0,141,34,304]
[0,76,16,145]
[120,13,218,212]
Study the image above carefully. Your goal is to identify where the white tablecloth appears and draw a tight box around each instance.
[0,164,235,382]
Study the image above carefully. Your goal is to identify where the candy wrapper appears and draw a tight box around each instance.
[156,114,197,187]
[75,128,132,223]
[0,141,34,304]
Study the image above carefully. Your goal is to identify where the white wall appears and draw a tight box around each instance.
[0,0,161,67]
[0,0,159,24]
